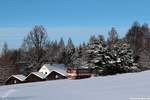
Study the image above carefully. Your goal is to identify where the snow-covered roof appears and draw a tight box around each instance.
[8,75,26,82]
[79,66,89,69]
[42,64,67,76]
[27,72,46,79]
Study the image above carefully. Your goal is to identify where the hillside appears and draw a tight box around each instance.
[0,71,150,100]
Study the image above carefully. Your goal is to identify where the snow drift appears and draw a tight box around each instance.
[0,71,150,100]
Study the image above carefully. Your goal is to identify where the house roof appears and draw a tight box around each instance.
[27,72,46,79]
[42,64,67,76]
[68,66,90,69]
[7,75,26,82]
[79,66,90,69]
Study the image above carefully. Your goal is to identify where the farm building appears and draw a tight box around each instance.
[25,72,46,82]
[67,66,92,80]
[39,64,67,80]
[5,74,26,85]
[46,71,67,80]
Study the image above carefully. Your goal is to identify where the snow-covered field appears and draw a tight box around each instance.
[0,71,150,100]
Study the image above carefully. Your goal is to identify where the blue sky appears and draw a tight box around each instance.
[0,0,150,50]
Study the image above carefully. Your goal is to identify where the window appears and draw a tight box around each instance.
[55,75,58,79]
[14,80,17,84]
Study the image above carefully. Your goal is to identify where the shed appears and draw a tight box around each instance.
[25,72,46,82]
[39,64,67,80]
[46,71,67,80]
[5,74,26,85]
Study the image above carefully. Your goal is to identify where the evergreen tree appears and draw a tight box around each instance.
[98,35,106,47]
[72,42,87,67]
[65,38,75,66]
[82,35,139,75]
[1,42,8,57]
[56,38,66,63]
[82,35,106,75]
[58,38,65,50]
[102,40,139,75]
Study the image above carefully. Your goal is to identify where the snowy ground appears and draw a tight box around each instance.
[0,71,150,100]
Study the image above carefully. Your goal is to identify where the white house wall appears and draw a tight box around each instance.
[39,65,51,76]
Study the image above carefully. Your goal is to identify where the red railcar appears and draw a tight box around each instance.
[67,67,91,80]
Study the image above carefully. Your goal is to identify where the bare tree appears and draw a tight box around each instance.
[126,21,143,51]
[21,25,48,70]
[107,27,118,48]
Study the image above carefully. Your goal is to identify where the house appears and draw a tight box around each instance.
[25,72,46,82]
[5,74,26,85]
[46,71,66,80]
[39,64,67,80]
[67,66,91,80]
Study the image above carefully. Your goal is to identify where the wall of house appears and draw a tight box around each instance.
[47,71,66,80]
[5,77,21,85]
[26,74,44,82]
[39,66,50,76]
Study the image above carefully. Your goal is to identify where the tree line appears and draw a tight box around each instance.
[0,21,150,84]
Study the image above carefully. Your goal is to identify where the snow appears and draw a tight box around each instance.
[1,71,150,100]
[27,72,46,79]
[40,64,67,76]
[8,75,26,81]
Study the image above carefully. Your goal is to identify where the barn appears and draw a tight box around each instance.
[5,75,26,85]
[25,72,46,82]
[39,64,67,80]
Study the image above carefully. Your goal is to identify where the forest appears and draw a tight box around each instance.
[0,21,150,85]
